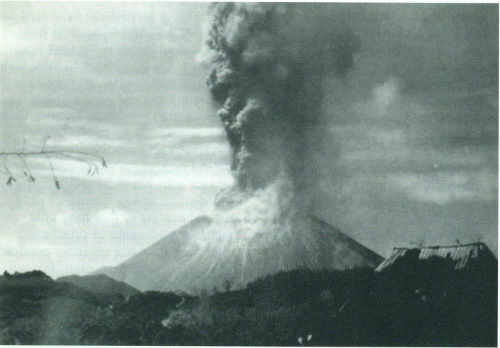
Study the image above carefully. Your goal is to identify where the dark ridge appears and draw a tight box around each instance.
[0,263,496,346]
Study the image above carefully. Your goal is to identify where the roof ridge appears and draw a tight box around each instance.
[393,242,486,250]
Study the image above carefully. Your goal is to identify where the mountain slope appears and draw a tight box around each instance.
[0,271,100,344]
[0,271,98,304]
[94,215,383,293]
[57,274,141,297]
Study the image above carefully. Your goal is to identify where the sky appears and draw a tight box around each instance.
[0,3,497,277]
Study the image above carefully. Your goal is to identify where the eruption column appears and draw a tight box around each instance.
[198,3,360,209]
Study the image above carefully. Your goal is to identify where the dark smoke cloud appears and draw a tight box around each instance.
[198,3,359,208]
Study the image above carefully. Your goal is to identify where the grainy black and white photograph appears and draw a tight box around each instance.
[0,2,498,346]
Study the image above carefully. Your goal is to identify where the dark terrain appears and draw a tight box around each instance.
[0,259,496,346]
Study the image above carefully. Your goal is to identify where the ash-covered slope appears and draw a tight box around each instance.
[95,215,383,293]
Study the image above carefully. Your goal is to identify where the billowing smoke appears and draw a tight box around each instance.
[198,3,359,210]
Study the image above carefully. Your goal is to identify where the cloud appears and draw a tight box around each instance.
[152,142,229,157]
[0,25,42,56]
[12,127,229,166]
[0,2,212,154]
[25,111,120,135]
[371,77,400,111]
[55,210,74,229]
[350,77,410,119]
[150,127,224,138]
[91,208,131,226]
[49,135,126,148]
[30,127,225,150]
[388,169,496,204]
[148,127,228,157]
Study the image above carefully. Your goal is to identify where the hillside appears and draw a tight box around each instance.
[0,271,99,344]
[94,215,383,292]
[0,265,496,346]
[83,263,498,346]
[57,274,141,298]
[0,270,97,304]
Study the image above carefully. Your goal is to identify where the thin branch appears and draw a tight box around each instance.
[3,164,14,178]
[0,150,103,160]
[17,154,35,182]
[1,150,105,169]
[2,157,13,177]
[44,153,60,189]
[57,152,98,166]
[2,157,16,185]
[41,135,50,152]
[0,146,107,188]
[57,152,100,175]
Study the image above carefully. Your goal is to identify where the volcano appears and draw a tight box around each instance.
[87,4,382,295]
[94,215,383,293]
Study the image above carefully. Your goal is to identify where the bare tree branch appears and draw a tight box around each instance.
[0,146,107,189]
[17,154,35,182]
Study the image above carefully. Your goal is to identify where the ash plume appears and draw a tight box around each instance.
[198,3,359,209]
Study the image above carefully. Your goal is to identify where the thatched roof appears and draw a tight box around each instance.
[375,242,496,272]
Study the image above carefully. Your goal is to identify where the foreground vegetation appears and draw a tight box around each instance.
[0,261,496,346]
